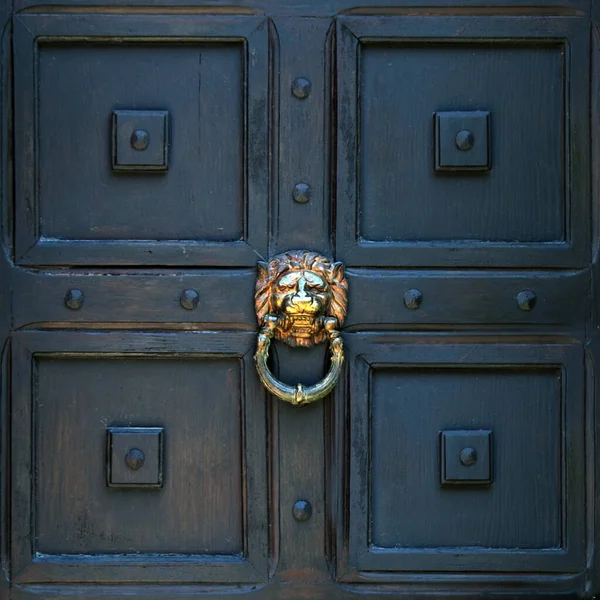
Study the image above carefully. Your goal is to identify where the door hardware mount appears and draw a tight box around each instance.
[254,250,348,406]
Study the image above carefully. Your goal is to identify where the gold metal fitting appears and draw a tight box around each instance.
[253,250,348,406]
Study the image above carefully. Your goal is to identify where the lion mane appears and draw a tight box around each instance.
[255,250,348,344]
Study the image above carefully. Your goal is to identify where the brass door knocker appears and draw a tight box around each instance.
[254,250,348,406]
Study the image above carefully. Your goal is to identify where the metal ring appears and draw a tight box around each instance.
[254,323,344,406]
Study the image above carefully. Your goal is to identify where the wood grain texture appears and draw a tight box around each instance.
[12,269,257,329]
[3,1,596,598]
[13,14,270,266]
[338,336,585,579]
[11,331,268,584]
[335,15,590,268]
[271,343,330,582]
[39,45,243,239]
[371,368,560,548]
[0,0,13,588]
[6,576,590,600]
[590,6,600,597]
[37,358,242,553]
[360,45,563,242]
[271,18,332,256]
[12,1,592,16]
[345,269,590,328]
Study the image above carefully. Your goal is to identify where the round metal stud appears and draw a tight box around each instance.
[124,448,145,471]
[517,290,537,311]
[455,130,475,151]
[64,289,84,310]
[403,288,423,310]
[130,129,150,151]
[291,77,311,99]
[459,447,478,467]
[180,289,200,310]
[292,183,312,204]
[292,499,313,522]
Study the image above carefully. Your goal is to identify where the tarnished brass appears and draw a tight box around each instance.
[254,250,348,406]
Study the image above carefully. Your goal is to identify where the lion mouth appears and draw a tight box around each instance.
[285,314,321,337]
[285,298,322,315]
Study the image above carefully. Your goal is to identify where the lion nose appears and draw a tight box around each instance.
[291,278,312,306]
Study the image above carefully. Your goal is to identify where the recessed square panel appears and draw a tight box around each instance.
[112,110,169,171]
[372,368,559,549]
[340,338,585,578]
[39,44,240,241]
[435,111,490,171]
[11,331,268,584]
[360,45,561,242]
[37,358,241,555]
[14,14,269,266]
[336,16,589,267]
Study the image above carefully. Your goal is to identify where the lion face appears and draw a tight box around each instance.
[272,269,331,343]
[255,250,348,348]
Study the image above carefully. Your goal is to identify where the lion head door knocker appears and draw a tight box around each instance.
[254,250,348,406]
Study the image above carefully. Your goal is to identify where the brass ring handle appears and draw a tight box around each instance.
[253,250,348,406]
[254,315,344,406]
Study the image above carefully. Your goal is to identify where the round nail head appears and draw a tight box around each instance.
[131,129,150,151]
[455,130,475,151]
[293,183,312,204]
[403,288,423,310]
[65,289,84,310]
[292,499,312,522]
[125,448,145,471]
[180,289,200,310]
[517,290,537,311]
[459,447,478,467]
[291,77,311,99]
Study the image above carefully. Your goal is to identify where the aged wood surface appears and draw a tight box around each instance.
[1,1,597,599]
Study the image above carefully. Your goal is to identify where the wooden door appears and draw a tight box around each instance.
[2,0,597,599]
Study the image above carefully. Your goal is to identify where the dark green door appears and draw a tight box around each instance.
[3,1,597,599]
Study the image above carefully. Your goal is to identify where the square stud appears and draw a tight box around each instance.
[112,110,169,171]
[107,426,164,489]
[435,111,490,172]
[441,429,492,485]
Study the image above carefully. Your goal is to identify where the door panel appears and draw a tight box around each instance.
[2,2,596,600]
[336,15,590,267]
[11,269,256,329]
[345,269,590,327]
[339,338,585,579]
[11,331,268,583]
[14,14,269,266]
